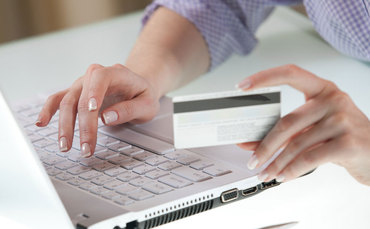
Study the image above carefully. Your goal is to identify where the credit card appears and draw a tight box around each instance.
[172,87,281,149]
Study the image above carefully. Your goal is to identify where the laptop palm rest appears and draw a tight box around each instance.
[52,179,129,227]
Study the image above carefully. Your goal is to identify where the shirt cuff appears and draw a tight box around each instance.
[142,0,258,71]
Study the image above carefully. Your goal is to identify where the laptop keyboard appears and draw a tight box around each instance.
[14,101,232,207]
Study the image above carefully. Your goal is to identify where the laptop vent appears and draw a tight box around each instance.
[142,199,214,229]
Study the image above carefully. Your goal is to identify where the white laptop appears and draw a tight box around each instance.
[1,89,282,229]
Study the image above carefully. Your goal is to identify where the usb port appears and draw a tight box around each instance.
[260,179,279,190]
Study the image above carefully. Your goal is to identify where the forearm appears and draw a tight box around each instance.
[125,7,210,99]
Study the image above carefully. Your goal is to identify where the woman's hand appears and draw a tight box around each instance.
[36,64,160,158]
[237,65,370,186]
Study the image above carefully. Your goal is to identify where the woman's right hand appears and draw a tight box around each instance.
[36,63,160,158]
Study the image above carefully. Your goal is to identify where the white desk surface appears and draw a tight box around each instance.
[1,7,370,229]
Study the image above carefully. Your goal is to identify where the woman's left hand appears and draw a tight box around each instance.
[237,65,370,186]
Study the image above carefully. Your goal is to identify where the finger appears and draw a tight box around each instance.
[101,93,158,126]
[247,99,329,170]
[238,65,327,99]
[58,83,82,152]
[36,89,68,127]
[260,114,343,181]
[275,138,345,182]
[237,141,260,151]
[77,64,105,157]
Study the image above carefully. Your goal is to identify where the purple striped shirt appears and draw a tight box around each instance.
[143,0,370,70]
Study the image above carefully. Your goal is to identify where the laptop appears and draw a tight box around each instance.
[1,89,281,229]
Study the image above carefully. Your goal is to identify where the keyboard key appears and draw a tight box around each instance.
[45,143,60,153]
[120,159,143,170]
[104,167,127,177]
[129,177,153,187]
[129,189,154,201]
[67,165,91,175]
[113,195,134,206]
[117,171,139,182]
[145,169,169,179]
[204,166,232,176]
[55,160,78,170]
[95,150,119,160]
[108,142,131,152]
[67,177,87,186]
[172,167,212,182]
[33,138,55,148]
[159,175,192,188]
[97,137,120,147]
[91,175,115,186]
[36,127,57,137]
[48,133,59,141]
[28,134,43,143]
[56,172,74,181]
[42,156,66,166]
[79,157,104,166]
[190,160,214,170]
[45,167,62,176]
[103,180,125,190]
[79,170,102,180]
[164,150,191,160]
[92,161,116,171]
[133,151,155,161]
[101,128,174,155]
[108,155,131,165]
[145,156,168,166]
[119,147,144,156]
[132,164,156,175]
[101,190,120,200]
[94,144,106,153]
[79,182,96,191]
[177,156,200,165]
[115,184,139,195]
[143,182,173,194]
[89,186,110,195]
[158,161,182,171]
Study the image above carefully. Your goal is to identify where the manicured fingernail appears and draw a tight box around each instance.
[276,174,285,183]
[247,154,259,170]
[258,171,269,182]
[81,143,91,158]
[236,78,251,90]
[35,120,42,126]
[103,111,118,124]
[59,137,68,152]
[88,98,97,111]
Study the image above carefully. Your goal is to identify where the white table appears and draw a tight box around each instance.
[1,7,369,229]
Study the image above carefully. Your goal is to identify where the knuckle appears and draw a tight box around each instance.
[287,139,301,153]
[301,152,316,165]
[77,99,89,111]
[87,64,103,74]
[113,63,125,69]
[276,114,295,132]
[60,96,77,109]
[340,134,357,150]
[284,64,301,75]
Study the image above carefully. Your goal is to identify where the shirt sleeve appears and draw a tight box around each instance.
[142,0,300,71]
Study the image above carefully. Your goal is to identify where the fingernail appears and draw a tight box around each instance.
[276,174,285,183]
[35,120,42,126]
[258,171,269,182]
[81,143,91,158]
[59,137,68,152]
[236,78,251,90]
[88,98,97,111]
[247,154,259,170]
[102,111,118,124]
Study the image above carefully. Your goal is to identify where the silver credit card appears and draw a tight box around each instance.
[172,87,281,149]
